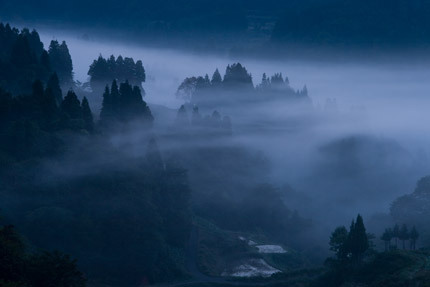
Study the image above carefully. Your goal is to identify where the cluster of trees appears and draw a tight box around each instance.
[0,23,73,94]
[48,40,74,87]
[176,63,310,108]
[329,214,370,266]
[88,55,146,92]
[0,75,93,161]
[390,176,430,246]
[256,72,308,99]
[100,80,153,126]
[0,23,193,283]
[175,104,232,132]
[0,224,86,287]
[1,137,193,284]
[380,224,419,251]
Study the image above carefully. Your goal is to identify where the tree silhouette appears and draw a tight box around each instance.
[329,226,348,260]
[392,224,400,249]
[176,105,189,127]
[47,73,63,105]
[399,224,409,250]
[380,228,393,251]
[409,226,419,250]
[191,105,202,126]
[61,90,82,120]
[10,35,36,68]
[99,80,153,126]
[81,97,94,132]
[49,40,73,87]
[344,214,368,265]
[223,63,253,90]
[211,68,222,86]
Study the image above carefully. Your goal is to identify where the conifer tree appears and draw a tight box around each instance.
[81,97,93,132]
[409,226,419,250]
[100,85,112,123]
[211,68,222,86]
[329,226,348,260]
[380,228,393,251]
[10,35,36,68]
[176,105,189,127]
[110,80,120,116]
[392,224,400,248]
[40,50,51,72]
[49,40,73,86]
[42,86,59,130]
[47,73,63,106]
[61,90,82,120]
[399,224,409,250]
[351,214,369,263]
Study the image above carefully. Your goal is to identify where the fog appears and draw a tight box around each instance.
[35,29,430,246]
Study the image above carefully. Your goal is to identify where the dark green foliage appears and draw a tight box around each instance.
[1,142,192,285]
[81,97,93,132]
[0,225,26,284]
[327,214,370,268]
[47,73,63,105]
[61,91,81,118]
[319,219,429,287]
[381,228,393,251]
[410,226,419,250]
[0,224,86,287]
[88,55,146,92]
[223,63,253,90]
[348,214,369,263]
[10,35,37,68]
[27,251,86,287]
[0,24,49,94]
[380,224,420,251]
[0,78,94,163]
[0,23,73,94]
[48,40,73,87]
[391,176,430,246]
[211,68,222,86]
[177,63,311,109]
[399,224,409,250]
[329,226,348,260]
[99,80,153,126]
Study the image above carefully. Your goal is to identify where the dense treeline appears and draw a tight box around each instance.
[0,76,93,163]
[0,224,86,287]
[88,55,146,93]
[176,63,310,109]
[0,23,73,94]
[0,84,189,285]
[380,224,419,251]
[390,176,430,246]
[317,214,429,287]
[0,24,193,285]
[100,80,153,126]
[175,104,232,133]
